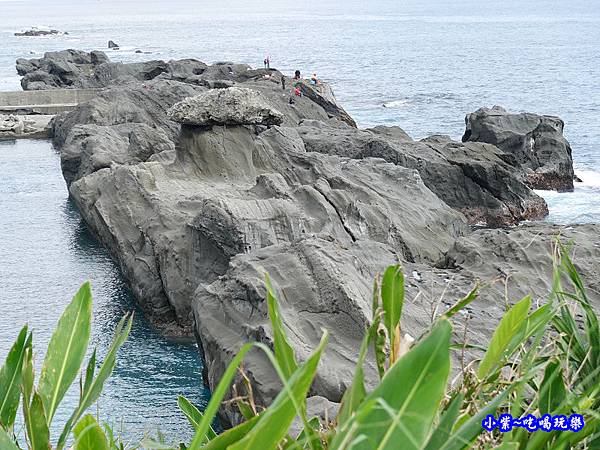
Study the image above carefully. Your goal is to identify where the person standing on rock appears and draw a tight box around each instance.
[281,75,286,90]
[263,58,267,68]
[266,56,270,69]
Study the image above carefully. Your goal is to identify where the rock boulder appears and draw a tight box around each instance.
[167,87,284,127]
[462,106,574,191]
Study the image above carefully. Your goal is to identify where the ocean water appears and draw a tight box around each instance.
[0,0,599,443]
[0,138,209,443]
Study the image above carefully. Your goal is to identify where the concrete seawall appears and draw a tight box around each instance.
[0,88,100,139]
[0,89,100,114]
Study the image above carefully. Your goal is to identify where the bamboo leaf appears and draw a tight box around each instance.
[381,265,404,348]
[73,414,109,450]
[477,295,531,379]
[229,332,329,450]
[0,326,29,430]
[265,274,298,380]
[38,282,93,425]
[332,320,451,450]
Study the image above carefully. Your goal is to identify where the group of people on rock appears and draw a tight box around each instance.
[262,57,321,105]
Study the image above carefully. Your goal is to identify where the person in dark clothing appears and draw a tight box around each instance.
[294,69,301,80]
[281,75,286,90]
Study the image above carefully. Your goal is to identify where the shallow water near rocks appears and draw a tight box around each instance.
[0,0,599,443]
[0,138,208,443]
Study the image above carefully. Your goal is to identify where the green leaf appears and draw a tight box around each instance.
[442,285,479,319]
[0,325,29,430]
[73,414,109,450]
[265,274,298,380]
[188,342,279,449]
[437,388,510,450]
[0,427,19,450]
[139,438,177,449]
[56,313,132,450]
[381,265,404,346]
[200,415,262,450]
[177,395,217,440]
[337,316,379,425]
[25,392,50,450]
[423,393,464,450]
[495,442,519,450]
[228,332,329,450]
[539,360,566,415]
[38,282,93,425]
[83,349,97,396]
[477,295,531,379]
[332,320,451,450]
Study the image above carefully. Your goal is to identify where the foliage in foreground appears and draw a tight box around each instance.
[0,244,599,449]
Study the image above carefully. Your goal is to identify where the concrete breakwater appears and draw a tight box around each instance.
[0,88,99,139]
[0,88,99,114]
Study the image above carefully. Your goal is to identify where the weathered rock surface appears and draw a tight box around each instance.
[18,50,356,128]
[463,105,575,191]
[297,120,548,226]
[167,87,284,127]
[42,51,599,429]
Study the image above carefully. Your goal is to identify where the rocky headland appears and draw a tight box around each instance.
[18,49,599,426]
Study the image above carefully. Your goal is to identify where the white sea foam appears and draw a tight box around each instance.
[575,169,600,188]
[383,99,410,108]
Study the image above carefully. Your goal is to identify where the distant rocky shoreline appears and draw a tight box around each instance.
[14,49,599,427]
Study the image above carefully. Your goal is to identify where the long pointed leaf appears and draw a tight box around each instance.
[0,326,29,430]
[25,392,50,450]
[539,360,566,415]
[424,393,464,450]
[229,331,328,450]
[265,274,298,380]
[332,320,451,450]
[177,395,217,440]
[73,414,109,450]
[38,282,93,425]
[381,265,404,348]
[0,427,19,450]
[56,313,132,450]
[477,295,531,379]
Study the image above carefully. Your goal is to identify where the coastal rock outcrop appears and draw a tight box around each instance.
[167,87,284,127]
[14,28,65,36]
[37,51,599,429]
[462,105,575,191]
[297,120,548,226]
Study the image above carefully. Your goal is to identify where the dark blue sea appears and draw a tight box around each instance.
[1,0,599,443]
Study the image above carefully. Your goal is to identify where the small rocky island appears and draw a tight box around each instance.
[16,49,599,426]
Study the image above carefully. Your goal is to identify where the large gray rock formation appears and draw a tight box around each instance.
[462,105,575,191]
[43,52,599,429]
[297,120,548,226]
[167,87,284,127]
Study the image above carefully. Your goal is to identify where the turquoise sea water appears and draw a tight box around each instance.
[0,0,599,442]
